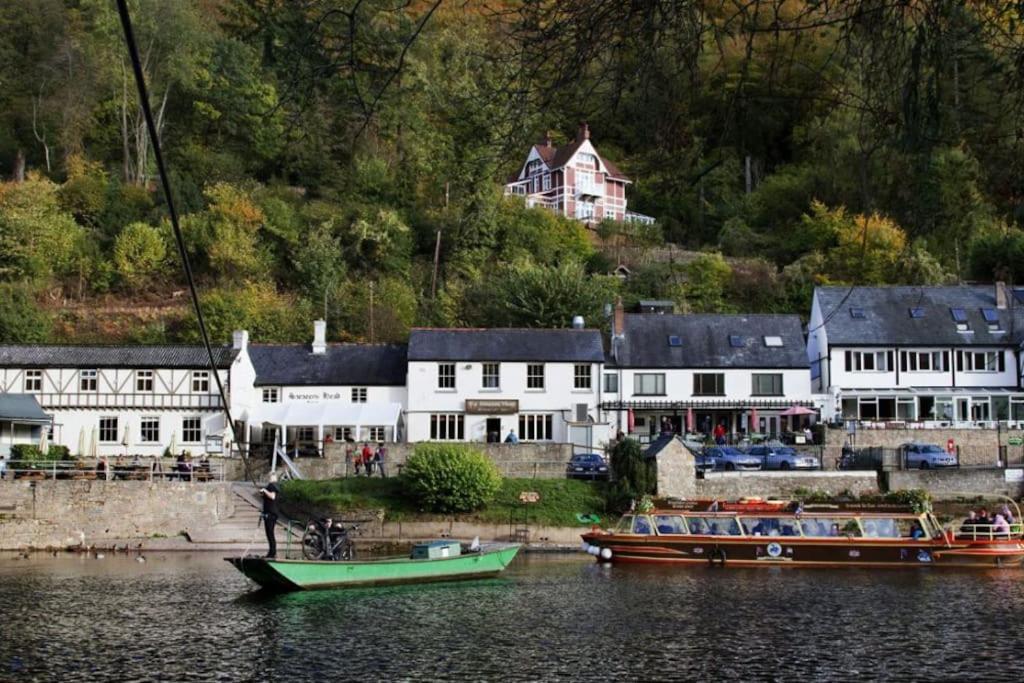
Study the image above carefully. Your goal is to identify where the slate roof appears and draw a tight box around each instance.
[0,394,50,422]
[814,286,1024,346]
[613,314,808,369]
[408,329,605,363]
[249,344,408,387]
[0,345,237,369]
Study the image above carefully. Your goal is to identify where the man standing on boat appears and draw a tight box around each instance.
[260,472,281,559]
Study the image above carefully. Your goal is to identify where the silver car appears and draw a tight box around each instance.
[901,443,957,469]
[745,445,820,470]
[701,446,762,471]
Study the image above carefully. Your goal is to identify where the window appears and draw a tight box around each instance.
[430,414,464,440]
[527,159,542,176]
[603,373,619,393]
[24,370,41,392]
[960,351,1002,372]
[438,363,456,389]
[634,373,665,396]
[191,371,210,392]
[482,363,500,389]
[729,335,745,348]
[668,335,682,347]
[752,373,783,396]
[80,369,98,392]
[693,373,725,396]
[576,200,596,220]
[901,351,947,372]
[576,153,598,169]
[909,307,925,319]
[182,417,202,443]
[333,427,353,441]
[140,417,160,443]
[367,426,385,441]
[136,370,154,392]
[849,307,866,319]
[542,174,551,191]
[519,414,553,441]
[763,336,784,347]
[574,364,592,390]
[296,427,315,442]
[527,364,545,390]
[262,387,280,403]
[845,350,891,372]
[981,308,999,324]
[351,387,368,403]
[99,417,118,443]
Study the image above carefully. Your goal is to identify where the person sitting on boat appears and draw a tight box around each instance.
[829,523,840,537]
[909,521,925,540]
[999,504,1015,524]
[960,510,978,534]
[977,508,992,526]
[993,514,1011,536]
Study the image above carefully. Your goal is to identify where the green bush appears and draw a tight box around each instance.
[10,444,71,462]
[401,443,501,513]
[607,438,655,512]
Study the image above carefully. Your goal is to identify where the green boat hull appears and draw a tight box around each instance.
[226,545,521,591]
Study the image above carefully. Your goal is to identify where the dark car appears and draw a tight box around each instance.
[566,453,609,480]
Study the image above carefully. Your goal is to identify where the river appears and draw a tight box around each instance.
[1,552,1023,681]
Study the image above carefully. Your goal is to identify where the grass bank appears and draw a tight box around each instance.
[282,477,614,527]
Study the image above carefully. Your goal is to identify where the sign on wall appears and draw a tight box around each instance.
[465,399,519,414]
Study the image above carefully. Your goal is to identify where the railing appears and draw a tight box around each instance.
[32,391,224,410]
[624,211,656,225]
[0,459,225,482]
[575,178,604,197]
[951,522,1023,541]
[837,419,1024,431]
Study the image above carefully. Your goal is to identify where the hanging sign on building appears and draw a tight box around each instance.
[465,399,519,414]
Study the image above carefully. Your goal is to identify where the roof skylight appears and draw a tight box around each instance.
[909,307,925,319]
[950,308,967,323]
[764,336,783,347]
[729,335,745,348]
[667,335,682,347]
[849,307,866,319]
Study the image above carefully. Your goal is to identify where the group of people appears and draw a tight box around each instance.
[347,443,388,477]
[961,505,1015,536]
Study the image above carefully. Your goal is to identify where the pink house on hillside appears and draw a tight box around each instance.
[504,123,654,225]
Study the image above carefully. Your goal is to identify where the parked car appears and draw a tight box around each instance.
[566,453,609,480]
[701,446,762,471]
[745,445,820,470]
[901,443,957,469]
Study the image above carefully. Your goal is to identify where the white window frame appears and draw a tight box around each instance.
[182,417,202,443]
[99,416,119,443]
[849,351,889,373]
[24,370,42,392]
[367,426,385,442]
[438,363,456,390]
[140,417,160,443]
[574,364,592,390]
[752,373,783,396]
[351,387,368,403]
[963,351,999,372]
[191,371,210,393]
[603,373,619,393]
[693,373,725,396]
[527,364,545,390]
[634,373,666,396]
[482,363,500,390]
[136,369,154,393]
[80,369,98,392]
[262,387,280,403]
[519,414,554,441]
[430,414,464,440]
[542,173,551,191]
[903,351,946,372]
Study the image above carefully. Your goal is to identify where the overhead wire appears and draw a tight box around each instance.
[115,0,255,485]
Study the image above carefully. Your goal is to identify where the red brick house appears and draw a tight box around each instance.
[504,123,654,225]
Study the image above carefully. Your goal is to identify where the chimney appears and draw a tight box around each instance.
[572,315,585,330]
[613,298,625,337]
[312,320,327,354]
[232,330,249,352]
[577,121,590,141]
[542,130,553,148]
[996,281,1009,310]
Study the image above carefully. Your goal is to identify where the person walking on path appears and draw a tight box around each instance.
[260,472,281,559]
[374,443,388,478]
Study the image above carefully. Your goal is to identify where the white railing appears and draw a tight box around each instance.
[0,459,225,482]
[624,211,656,225]
[575,177,604,197]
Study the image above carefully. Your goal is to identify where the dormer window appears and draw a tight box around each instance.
[950,307,970,332]
[576,153,598,170]
[981,308,1002,332]
[908,307,925,319]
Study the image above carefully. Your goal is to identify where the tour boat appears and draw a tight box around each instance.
[226,542,521,591]
[581,499,1024,569]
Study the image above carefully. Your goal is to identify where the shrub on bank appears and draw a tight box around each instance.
[402,443,502,513]
[606,438,655,512]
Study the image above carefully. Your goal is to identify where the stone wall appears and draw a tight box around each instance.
[649,438,698,500]
[885,469,1024,500]
[695,471,880,500]
[0,480,235,550]
[822,426,1024,468]
[280,442,576,480]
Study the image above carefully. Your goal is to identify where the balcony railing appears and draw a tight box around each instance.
[575,178,604,197]
[34,392,224,410]
[624,211,656,225]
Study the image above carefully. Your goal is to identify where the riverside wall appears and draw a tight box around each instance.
[695,471,880,500]
[885,469,1024,499]
[0,480,235,550]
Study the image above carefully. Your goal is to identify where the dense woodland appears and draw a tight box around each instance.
[1,0,1024,345]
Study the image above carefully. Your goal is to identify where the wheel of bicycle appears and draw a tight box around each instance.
[341,539,356,561]
[301,527,326,560]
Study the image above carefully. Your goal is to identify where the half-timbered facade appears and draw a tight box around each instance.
[504,123,654,225]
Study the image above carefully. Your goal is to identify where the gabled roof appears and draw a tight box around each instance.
[408,328,605,363]
[814,286,1024,346]
[0,394,50,423]
[249,344,407,387]
[0,345,237,369]
[613,314,808,369]
[510,128,631,183]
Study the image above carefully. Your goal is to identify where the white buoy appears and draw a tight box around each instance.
[581,542,591,553]
[600,547,613,560]
[588,546,600,556]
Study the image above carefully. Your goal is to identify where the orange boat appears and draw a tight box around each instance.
[581,498,1024,569]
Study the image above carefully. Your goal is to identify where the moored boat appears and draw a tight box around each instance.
[581,499,1024,569]
[227,542,521,591]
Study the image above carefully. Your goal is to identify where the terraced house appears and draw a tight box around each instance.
[807,284,1024,425]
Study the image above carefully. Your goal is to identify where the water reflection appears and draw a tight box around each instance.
[1,552,1023,680]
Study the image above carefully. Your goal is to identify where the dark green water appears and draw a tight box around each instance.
[1,552,1023,681]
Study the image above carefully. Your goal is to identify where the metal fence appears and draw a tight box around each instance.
[833,446,1023,472]
[0,459,225,482]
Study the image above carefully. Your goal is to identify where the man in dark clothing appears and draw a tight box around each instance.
[260,472,281,558]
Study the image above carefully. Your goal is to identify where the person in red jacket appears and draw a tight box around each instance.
[361,443,374,476]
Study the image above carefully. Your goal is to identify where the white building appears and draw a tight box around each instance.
[807,284,1024,424]
[405,328,609,449]
[602,303,816,443]
[0,344,236,457]
[231,322,407,454]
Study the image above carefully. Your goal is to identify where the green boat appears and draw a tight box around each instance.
[226,543,521,591]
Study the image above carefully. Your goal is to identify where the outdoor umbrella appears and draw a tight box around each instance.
[779,405,816,417]
[38,426,49,456]
[686,407,695,433]
[77,427,86,457]
[627,409,635,433]
[749,407,760,434]
[89,426,98,458]
[169,431,178,458]
[121,425,131,458]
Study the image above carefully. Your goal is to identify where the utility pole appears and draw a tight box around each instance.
[431,230,442,299]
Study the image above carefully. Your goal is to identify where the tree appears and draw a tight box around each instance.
[183,182,271,281]
[175,282,312,344]
[0,283,52,342]
[0,174,82,282]
[679,253,733,313]
[607,438,654,512]
[113,222,166,289]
